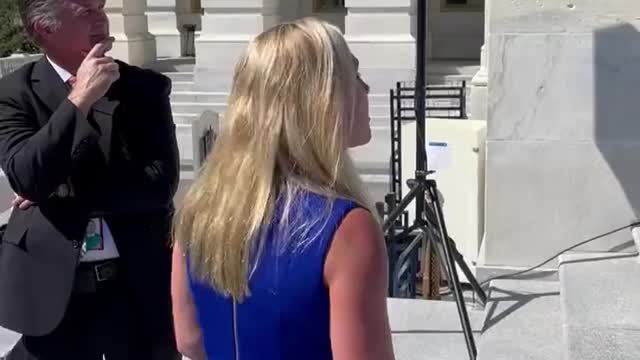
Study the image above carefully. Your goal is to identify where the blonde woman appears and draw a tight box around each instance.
[171,17,395,360]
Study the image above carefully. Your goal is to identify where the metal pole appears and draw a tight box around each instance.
[415,0,427,172]
[415,0,428,222]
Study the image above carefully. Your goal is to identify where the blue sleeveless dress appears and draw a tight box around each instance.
[187,191,359,360]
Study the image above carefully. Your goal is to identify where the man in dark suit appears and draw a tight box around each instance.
[0,0,181,358]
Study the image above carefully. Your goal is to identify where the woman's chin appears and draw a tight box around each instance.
[348,133,372,148]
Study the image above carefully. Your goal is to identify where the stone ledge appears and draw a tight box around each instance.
[0,54,42,78]
[477,280,563,360]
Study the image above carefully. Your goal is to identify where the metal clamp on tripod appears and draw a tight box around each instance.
[375,1,487,359]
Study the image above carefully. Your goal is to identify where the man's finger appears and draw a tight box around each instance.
[86,37,114,59]
[95,56,115,64]
[18,201,33,210]
[85,42,106,60]
[103,37,115,53]
[101,63,119,72]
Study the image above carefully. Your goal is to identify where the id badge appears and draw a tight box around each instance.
[84,218,104,251]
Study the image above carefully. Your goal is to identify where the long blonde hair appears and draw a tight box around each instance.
[173,17,374,301]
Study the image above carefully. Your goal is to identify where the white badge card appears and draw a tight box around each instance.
[84,218,104,252]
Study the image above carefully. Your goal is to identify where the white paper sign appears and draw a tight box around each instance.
[427,141,452,171]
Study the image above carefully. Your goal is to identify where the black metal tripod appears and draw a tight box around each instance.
[382,171,487,360]
[379,1,487,359]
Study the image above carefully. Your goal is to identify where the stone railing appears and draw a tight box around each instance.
[0,53,42,78]
[191,110,220,173]
[174,110,220,205]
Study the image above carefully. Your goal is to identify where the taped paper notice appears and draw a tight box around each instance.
[427,142,452,171]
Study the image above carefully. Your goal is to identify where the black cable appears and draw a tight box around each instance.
[479,220,640,287]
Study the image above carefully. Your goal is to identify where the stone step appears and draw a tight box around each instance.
[477,279,563,360]
[167,91,463,120]
[428,74,474,85]
[145,57,195,73]
[369,93,391,105]
[427,60,480,76]
[171,81,194,92]
[370,103,391,117]
[559,252,640,360]
[360,174,390,202]
[173,119,390,202]
[170,102,227,114]
[175,123,194,164]
[350,123,391,160]
[388,298,484,360]
[173,112,199,124]
[370,114,391,127]
[170,91,228,104]
[165,72,194,82]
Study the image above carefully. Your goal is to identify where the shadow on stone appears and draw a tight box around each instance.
[482,286,559,332]
[594,23,640,254]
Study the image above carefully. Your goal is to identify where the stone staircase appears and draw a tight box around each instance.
[387,250,640,360]
[473,252,640,360]
[155,58,478,205]
[157,59,396,203]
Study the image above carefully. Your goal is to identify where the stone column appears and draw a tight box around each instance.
[146,0,182,58]
[176,0,202,32]
[309,1,347,33]
[344,0,415,94]
[469,0,490,120]
[106,0,157,66]
[481,0,640,273]
[193,0,269,92]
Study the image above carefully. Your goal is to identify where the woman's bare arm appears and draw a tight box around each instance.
[324,208,395,360]
[171,242,206,360]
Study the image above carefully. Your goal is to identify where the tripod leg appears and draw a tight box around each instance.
[421,236,442,300]
[426,184,478,360]
[423,205,487,307]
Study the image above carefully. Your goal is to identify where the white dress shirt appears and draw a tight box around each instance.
[47,56,120,262]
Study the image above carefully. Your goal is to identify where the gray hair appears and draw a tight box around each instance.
[18,0,64,41]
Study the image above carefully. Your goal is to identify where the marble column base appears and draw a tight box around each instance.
[148,10,182,58]
[154,33,182,58]
[111,35,157,66]
[469,70,488,120]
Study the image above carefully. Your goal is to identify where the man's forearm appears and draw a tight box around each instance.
[93,158,179,215]
[1,99,101,202]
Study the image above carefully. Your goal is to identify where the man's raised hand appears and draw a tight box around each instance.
[68,37,120,115]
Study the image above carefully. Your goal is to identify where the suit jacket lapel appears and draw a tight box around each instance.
[30,58,71,128]
[91,96,118,163]
[30,57,120,162]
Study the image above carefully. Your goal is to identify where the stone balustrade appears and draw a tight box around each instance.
[0,54,43,78]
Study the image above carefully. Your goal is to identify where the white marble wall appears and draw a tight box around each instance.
[482,0,640,269]
[428,0,484,60]
[193,0,302,92]
[106,0,157,66]
[344,0,416,94]
[147,0,182,58]
[470,0,490,120]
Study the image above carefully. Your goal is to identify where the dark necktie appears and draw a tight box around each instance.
[67,76,77,89]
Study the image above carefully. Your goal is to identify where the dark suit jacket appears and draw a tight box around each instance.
[0,58,180,337]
